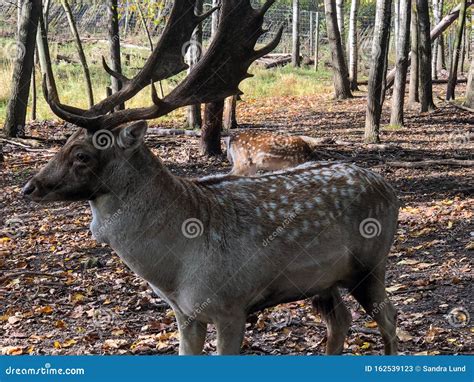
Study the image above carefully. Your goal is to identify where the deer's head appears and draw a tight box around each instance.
[23,0,282,201]
[23,122,148,202]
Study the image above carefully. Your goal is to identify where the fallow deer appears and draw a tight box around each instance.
[23,0,399,355]
[225,131,329,176]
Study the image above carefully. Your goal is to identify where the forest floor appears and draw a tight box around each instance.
[0,84,473,355]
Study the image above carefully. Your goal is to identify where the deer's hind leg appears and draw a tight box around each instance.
[349,272,397,355]
[312,288,351,355]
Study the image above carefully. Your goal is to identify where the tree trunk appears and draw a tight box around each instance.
[30,62,36,120]
[336,0,345,53]
[324,0,352,99]
[348,0,359,90]
[186,0,203,129]
[365,0,392,143]
[408,3,419,105]
[135,0,153,51]
[61,0,94,107]
[36,10,56,94]
[108,0,124,111]
[292,0,300,67]
[416,0,436,111]
[314,11,320,70]
[446,0,468,100]
[394,0,399,51]
[390,0,411,126]
[202,1,222,155]
[4,0,41,137]
[432,0,440,79]
[223,96,237,129]
[211,0,219,37]
[460,25,467,73]
[438,32,446,71]
[201,101,224,156]
[465,55,474,108]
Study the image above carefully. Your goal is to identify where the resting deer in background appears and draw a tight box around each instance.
[225,131,330,176]
[23,0,399,355]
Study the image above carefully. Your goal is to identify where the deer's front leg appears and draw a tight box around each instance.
[215,315,246,355]
[175,312,207,355]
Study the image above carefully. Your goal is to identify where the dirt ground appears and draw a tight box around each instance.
[1,85,473,355]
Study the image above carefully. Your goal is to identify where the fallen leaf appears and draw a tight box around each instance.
[397,329,413,342]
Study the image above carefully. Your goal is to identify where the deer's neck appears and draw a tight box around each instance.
[89,146,209,294]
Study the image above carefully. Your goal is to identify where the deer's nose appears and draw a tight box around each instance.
[22,180,37,197]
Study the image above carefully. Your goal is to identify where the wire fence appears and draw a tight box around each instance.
[0,0,376,59]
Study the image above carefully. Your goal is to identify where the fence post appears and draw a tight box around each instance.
[309,11,313,56]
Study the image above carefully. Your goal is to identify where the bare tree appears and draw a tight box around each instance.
[432,0,442,78]
[186,0,204,129]
[201,1,224,155]
[394,0,399,50]
[107,0,124,110]
[292,0,300,67]
[348,0,359,90]
[390,0,411,126]
[416,0,436,111]
[4,0,41,137]
[61,0,94,107]
[211,0,219,36]
[365,0,392,144]
[324,0,352,99]
[408,2,419,105]
[336,0,345,53]
[314,11,320,70]
[446,0,468,100]
[465,55,474,108]
[223,95,238,129]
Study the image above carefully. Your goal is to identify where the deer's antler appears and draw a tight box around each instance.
[42,0,282,131]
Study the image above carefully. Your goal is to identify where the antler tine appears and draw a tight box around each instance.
[251,25,284,62]
[102,57,130,84]
[258,0,277,16]
[41,75,103,131]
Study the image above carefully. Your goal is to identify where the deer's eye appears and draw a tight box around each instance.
[75,152,90,163]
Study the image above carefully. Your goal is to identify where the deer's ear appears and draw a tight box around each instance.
[118,121,148,149]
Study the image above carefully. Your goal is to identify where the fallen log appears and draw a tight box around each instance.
[447,100,474,113]
[255,53,292,69]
